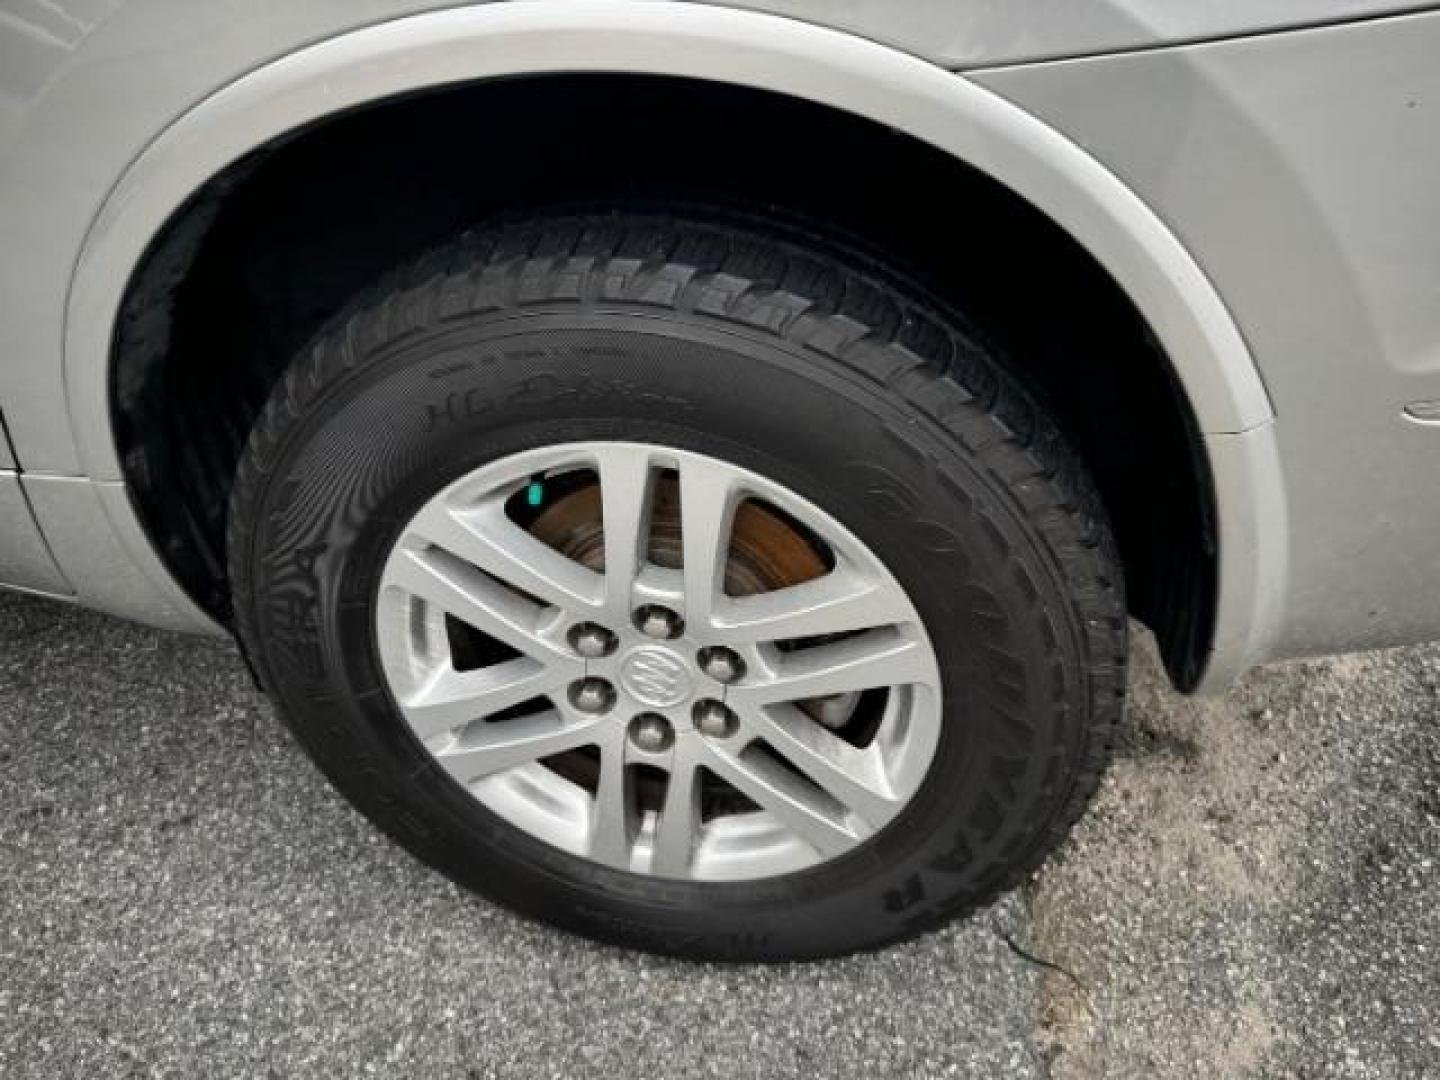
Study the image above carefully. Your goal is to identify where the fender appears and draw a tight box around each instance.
[63,1,1286,687]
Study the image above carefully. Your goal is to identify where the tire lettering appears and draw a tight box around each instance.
[422,387,491,432]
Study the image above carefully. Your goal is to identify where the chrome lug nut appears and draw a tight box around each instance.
[568,622,618,659]
[568,677,617,714]
[697,646,746,684]
[635,604,684,641]
[629,713,675,753]
[693,699,739,739]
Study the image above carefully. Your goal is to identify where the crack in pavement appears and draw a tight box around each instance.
[994,925,1092,1003]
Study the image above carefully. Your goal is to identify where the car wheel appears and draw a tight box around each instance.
[227,211,1126,960]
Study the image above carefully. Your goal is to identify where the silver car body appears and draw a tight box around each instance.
[3,0,1438,691]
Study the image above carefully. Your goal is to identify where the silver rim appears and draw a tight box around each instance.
[376,443,943,881]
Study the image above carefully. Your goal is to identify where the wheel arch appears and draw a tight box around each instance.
[69,2,1285,689]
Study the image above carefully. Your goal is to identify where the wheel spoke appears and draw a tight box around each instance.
[739,704,902,828]
[398,657,571,741]
[589,738,635,868]
[594,445,656,618]
[713,566,913,645]
[650,744,703,877]
[433,707,604,784]
[698,740,862,858]
[678,456,741,626]
[407,499,603,613]
[384,545,569,661]
[733,629,935,706]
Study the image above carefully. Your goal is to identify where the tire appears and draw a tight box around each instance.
[228,210,1126,961]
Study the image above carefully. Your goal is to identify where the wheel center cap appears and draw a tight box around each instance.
[620,646,693,708]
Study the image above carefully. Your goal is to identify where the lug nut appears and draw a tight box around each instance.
[693,699,739,739]
[568,622,618,659]
[629,713,675,753]
[635,605,684,641]
[568,677,617,715]
[697,646,745,685]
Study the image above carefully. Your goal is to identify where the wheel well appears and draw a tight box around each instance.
[113,73,1215,688]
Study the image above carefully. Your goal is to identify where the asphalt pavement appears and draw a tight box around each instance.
[1,590,1436,1078]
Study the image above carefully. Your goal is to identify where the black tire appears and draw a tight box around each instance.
[228,210,1126,961]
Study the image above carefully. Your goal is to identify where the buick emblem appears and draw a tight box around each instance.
[620,647,692,708]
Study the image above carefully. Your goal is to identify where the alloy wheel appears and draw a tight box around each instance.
[376,443,943,881]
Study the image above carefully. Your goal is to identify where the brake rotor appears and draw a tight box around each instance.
[526,473,829,595]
